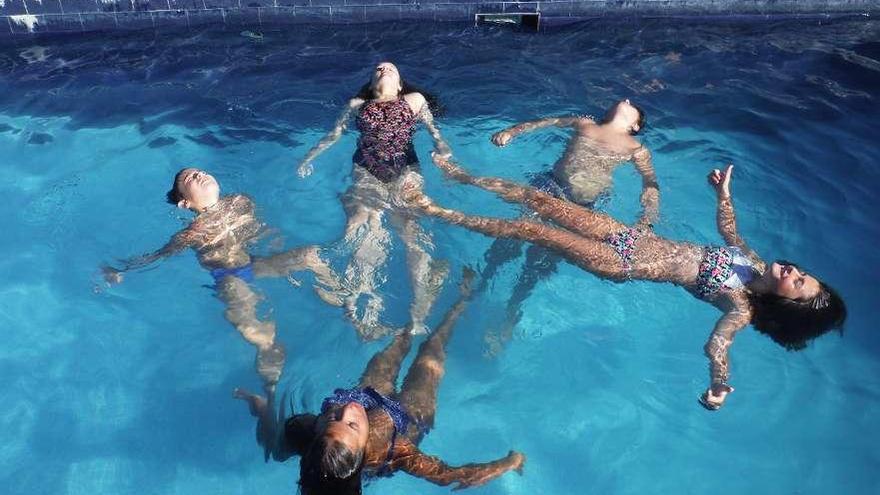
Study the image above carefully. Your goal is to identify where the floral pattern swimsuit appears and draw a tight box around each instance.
[354,97,419,183]
[606,227,642,273]
[695,246,757,299]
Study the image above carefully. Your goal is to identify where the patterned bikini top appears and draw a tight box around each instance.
[696,246,758,300]
[354,98,418,182]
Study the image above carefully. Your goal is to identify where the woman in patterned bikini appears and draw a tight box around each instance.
[404,158,846,410]
[234,269,525,494]
[298,62,451,339]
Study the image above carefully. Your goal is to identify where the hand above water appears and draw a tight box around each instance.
[708,164,733,199]
[699,383,734,411]
[491,130,514,147]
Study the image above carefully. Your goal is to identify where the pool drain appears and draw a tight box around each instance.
[475,13,541,31]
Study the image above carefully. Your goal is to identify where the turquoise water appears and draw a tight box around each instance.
[1,19,879,494]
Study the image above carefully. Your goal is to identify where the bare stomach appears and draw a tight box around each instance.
[197,247,253,270]
[552,139,627,204]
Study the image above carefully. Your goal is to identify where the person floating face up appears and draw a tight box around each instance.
[403,153,846,411]
[234,270,526,495]
[102,167,348,392]
[478,98,657,354]
[295,61,453,340]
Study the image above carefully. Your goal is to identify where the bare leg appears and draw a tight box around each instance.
[397,268,475,444]
[476,237,524,293]
[233,387,279,461]
[253,245,347,307]
[485,244,561,356]
[431,155,625,240]
[218,277,285,391]
[340,198,395,340]
[404,191,627,281]
[358,332,414,397]
[389,210,449,335]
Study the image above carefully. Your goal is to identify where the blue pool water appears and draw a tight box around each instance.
[2,19,879,495]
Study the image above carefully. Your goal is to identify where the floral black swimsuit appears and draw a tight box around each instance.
[354,97,419,183]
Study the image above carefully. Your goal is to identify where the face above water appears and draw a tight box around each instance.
[370,62,402,95]
[175,168,220,208]
[768,261,821,301]
[319,402,370,455]
[610,99,642,134]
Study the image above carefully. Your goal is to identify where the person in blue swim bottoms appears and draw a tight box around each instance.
[479,99,660,354]
[102,167,347,392]
[234,269,525,494]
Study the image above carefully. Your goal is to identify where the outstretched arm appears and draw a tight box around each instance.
[102,230,192,283]
[297,98,364,178]
[633,146,660,229]
[491,116,582,147]
[412,93,453,159]
[700,295,752,410]
[392,438,525,490]
[708,165,763,265]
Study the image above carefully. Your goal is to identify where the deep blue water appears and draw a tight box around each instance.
[1,19,879,495]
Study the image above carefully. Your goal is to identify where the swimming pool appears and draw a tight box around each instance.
[1,18,879,494]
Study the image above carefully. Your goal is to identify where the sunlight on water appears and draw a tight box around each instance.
[0,19,878,495]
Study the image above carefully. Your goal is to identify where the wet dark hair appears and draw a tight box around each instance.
[631,103,647,135]
[355,75,444,117]
[749,281,846,351]
[298,435,364,495]
[282,413,317,458]
[166,169,187,205]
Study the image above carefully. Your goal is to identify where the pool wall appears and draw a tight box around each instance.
[0,0,877,37]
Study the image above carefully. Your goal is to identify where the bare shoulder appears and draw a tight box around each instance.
[631,142,651,159]
[348,97,366,109]
[573,117,596,131]
[714,290,753,317]
[230,193,252,204]
[404,92,427,113]
[174,225,200,246]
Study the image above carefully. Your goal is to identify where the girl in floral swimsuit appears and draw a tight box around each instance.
[298,62,452,339]
[405,158,846,410]
[234,270,525,494]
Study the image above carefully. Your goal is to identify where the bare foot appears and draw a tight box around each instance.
[313,285,347,307]
[233,387,268,418]
[256,343,285,387]
[400,180,433,210]
[353,320,399,340]
[430,152,468,178]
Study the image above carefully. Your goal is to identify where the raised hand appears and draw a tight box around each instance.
[707,164,733,199]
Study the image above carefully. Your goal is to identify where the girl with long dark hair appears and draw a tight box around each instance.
[235,270,525,494]
[403,157,846,410]
[297,62,451,339]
